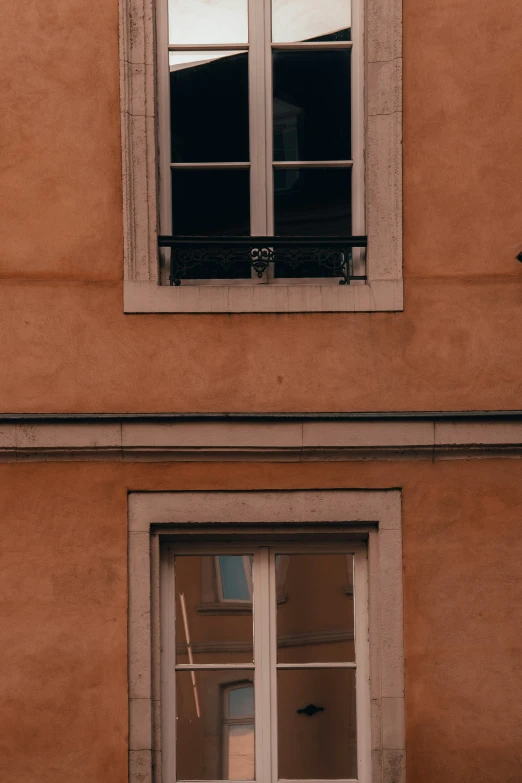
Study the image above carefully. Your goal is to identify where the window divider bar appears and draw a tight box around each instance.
[175,663,255,670]
[168,43,249,51]
[271,41,353,50]
[272,161,353,169]
[277,779,359,783]
[170,162,251,169]
[275,662,357,669]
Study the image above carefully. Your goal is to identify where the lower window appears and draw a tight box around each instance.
[160,543,370,783]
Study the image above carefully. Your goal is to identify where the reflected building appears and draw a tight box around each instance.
[175,554,356,781]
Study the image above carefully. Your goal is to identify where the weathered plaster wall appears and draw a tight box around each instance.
[0,0,521,412]
[0,460,520,783]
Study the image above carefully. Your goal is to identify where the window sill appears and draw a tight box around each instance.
[123,279,404,313]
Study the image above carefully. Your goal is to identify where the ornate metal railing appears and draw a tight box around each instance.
[159,236,368,286]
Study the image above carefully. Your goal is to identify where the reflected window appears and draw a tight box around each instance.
[222,683,255,779]
[217,556,253,602]
[162,546,369,782]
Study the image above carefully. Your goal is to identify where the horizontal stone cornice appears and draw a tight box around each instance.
[0,413,521,462]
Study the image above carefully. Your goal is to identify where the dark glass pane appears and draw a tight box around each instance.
[274,167,351,247]
[175,556,253,665]
[168,0,248,45]
[272,0,351,43]
[171,169,251,278]
[170,52,249,163]
[277,668,357,779]
[176,670,255,780]
[273,50,351,161]
[277,554,355,663]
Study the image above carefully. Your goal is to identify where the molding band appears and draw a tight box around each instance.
[0,416,521,462]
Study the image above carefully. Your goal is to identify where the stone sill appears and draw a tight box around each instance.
[123,279,404,313]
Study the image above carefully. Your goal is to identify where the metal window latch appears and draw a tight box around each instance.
[297,704,325,716]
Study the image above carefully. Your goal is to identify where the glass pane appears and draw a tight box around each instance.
[227,725,255,780]
[272,0,350,43]
[273,50,351,161]
[277,668,357,779]
[172,168,250,238]
[277,554,354,662]
[219,556,252,601]
[170,52,249,163]
[274,168,352,240]
[169,0,248,45]
[176,670,255,780]
[175,556,253,664]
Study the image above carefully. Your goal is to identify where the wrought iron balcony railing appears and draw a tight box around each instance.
[159,236,368,286]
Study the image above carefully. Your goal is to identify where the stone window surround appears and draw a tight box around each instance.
[128,489,405,783]
[119,0,403,313]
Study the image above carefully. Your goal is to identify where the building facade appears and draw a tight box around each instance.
[1,1,521,783]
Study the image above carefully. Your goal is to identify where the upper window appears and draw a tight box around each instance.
[156,0,366,286]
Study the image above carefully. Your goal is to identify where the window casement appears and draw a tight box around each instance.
[120,0,403,312]
[156,0,366,288]
[160,543,371,783]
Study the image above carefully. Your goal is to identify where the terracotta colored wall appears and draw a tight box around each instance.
[0,0,521,412]
[0,460,521,783]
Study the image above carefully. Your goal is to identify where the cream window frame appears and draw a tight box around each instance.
[127,489,406,783]
[119,0,403,312]
[161,542,371,783]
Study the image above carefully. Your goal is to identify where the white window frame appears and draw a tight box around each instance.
[161,542,370,783]
[120,0,403,312]
[127,490,406,783]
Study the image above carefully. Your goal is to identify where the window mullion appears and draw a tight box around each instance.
[253,548,272,783]
[268,549,278,783]
[263,0,274,236]
[353,550,371,783]
[351,0,366,277]
[157,0,173,284]
[160,547,176,783]
[248,0,268,238]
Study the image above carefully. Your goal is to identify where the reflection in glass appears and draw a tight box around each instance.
[272,0,350,43]
[170,52,249,163]
[274,168,352,241]
[218,556,253,601]
[225,683,255,779]
[277,668,357,780]
[176,671,255,780]
[169,0,248,45]
[273,50,351,161]
[175,556,253,664]
[277,555,354,661]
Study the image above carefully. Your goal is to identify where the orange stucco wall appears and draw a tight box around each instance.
[1,0,521,780]
[0,459,521,782]
[0,0,521,412]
